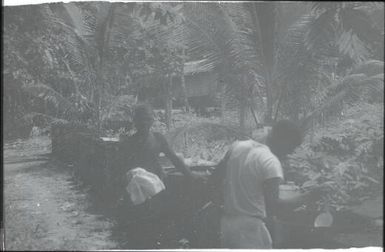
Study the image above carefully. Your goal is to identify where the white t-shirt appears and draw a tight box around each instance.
[223,140,283,218]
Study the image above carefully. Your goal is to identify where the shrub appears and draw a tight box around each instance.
[286,103,383,210]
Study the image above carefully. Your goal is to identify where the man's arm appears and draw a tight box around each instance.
[155,133,194,177]
[263,177,319,218]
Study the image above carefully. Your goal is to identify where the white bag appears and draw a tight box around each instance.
[126,168,166,205]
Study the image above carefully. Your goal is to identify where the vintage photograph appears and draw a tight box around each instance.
[3,1,384,250]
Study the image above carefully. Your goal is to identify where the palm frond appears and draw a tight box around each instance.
[336,30,371,63]
[300,90,346,132]
[45,4,94,70]
[93,2,115,60]
[362,73,384,94]
[339,6,381,54]
[300,60,384,131]
[181,2,260,73]
[108,5,144,49]
[222,4,260,72]
[253,2,276,72]
[275,14,330,115]
[311,2,342,15]
[48,3,93,46]
[276,14,323,77]
[304,10,336,57]
[351,60,384,76]
[22,83,76,115]
[182,3,230,63]
[309,2,381,63]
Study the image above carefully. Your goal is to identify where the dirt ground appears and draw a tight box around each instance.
[3,136,117,250]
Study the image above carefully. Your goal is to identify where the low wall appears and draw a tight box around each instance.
[51,121,124,204]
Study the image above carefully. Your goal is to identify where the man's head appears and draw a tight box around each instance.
[133,104,154,133]
[266,119,303,159]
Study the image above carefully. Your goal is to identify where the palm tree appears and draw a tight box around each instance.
[10,2,183,128]
[161,2,312,130]
[3,5,89,123]
[173,2,265,130]
[45,2,117,125]
[277,2,384,125]
[176,2,383,130]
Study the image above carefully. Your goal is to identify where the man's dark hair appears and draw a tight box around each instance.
[270,119,303,148]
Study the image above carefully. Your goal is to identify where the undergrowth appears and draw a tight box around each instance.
[287,103,383,211]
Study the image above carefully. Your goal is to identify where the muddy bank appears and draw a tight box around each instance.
[4,137,117,250]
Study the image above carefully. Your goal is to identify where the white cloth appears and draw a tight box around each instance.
[126,167,166,205]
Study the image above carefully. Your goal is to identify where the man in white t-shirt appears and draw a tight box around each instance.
[219,120,326,249]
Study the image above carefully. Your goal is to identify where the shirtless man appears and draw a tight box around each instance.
[115,104,201,247]
[119,103,199,181]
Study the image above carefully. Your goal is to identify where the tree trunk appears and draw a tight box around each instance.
[259,79,274,126]
[239,99,247,133]
[264,70,274,125]
[95,47,106,129]
[95,4,115,130]
[180,74,190,113]
[183,131,189,157]
[95,84,102,129]
[165,75,173,130]
[220,82,226,124]
[249,2,276,125]
[273,89,283,122]
[250,104,261,128]
[180,48,190,113]
[239,74,250,132]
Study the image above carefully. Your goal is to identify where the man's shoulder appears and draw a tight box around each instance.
[232,139,266,151]
[232,139,252,147]
[236,140,279,164]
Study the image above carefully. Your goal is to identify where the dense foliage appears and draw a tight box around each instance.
[287,103,383,210]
